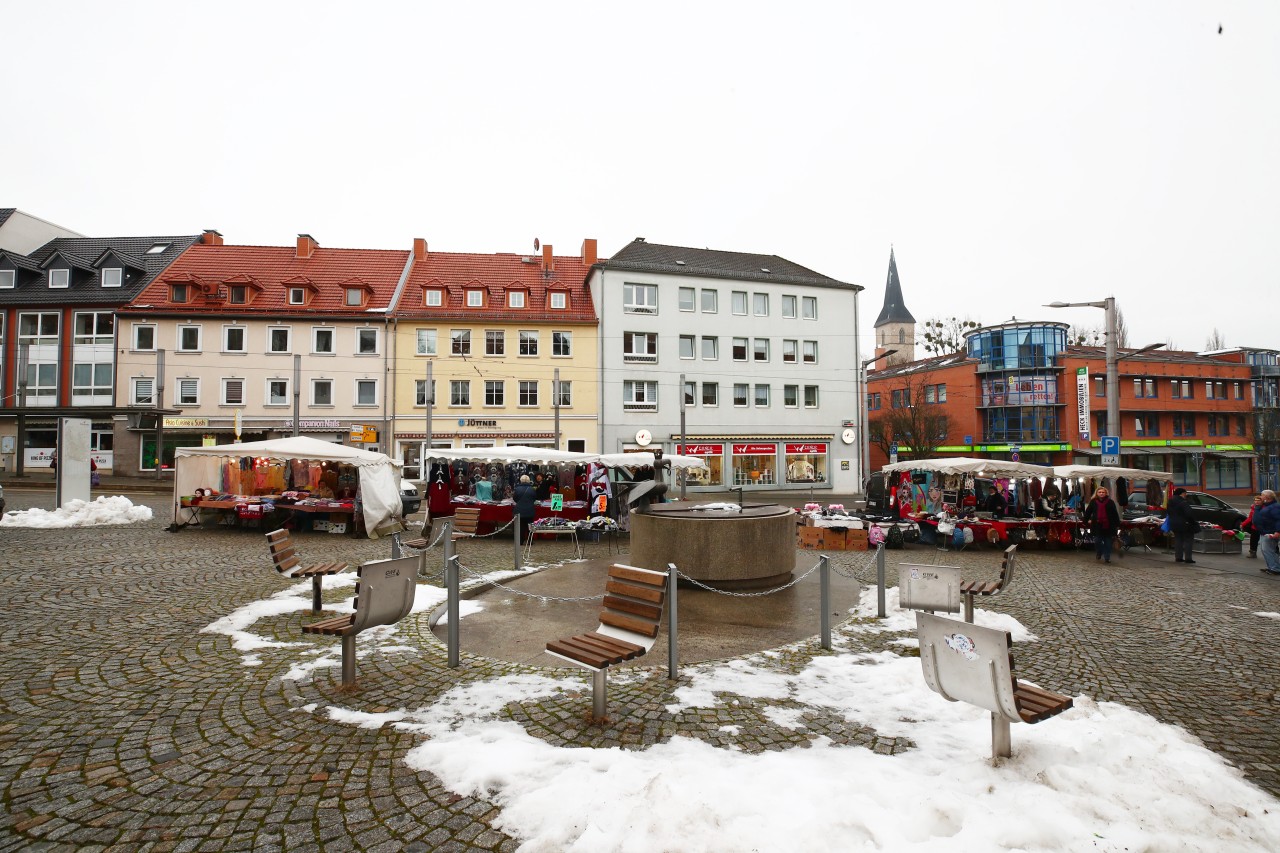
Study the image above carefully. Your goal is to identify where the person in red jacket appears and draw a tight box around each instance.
[1082,486,1122,564]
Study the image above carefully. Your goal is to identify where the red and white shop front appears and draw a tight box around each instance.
[674,438,832,490]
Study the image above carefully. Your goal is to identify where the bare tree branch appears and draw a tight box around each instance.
[868,369,951,462]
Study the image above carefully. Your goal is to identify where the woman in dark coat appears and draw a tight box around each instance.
[1082,485,1123,563]
[513,474,538,542]
[1166,487,1198,564]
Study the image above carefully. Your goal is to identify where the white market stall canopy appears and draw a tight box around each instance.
[172,436,404,535]
[880,456,1054,478]
[423,445,707,471]
[1053,464,1174,483]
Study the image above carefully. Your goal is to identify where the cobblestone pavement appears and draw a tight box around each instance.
[1,501,1279,850]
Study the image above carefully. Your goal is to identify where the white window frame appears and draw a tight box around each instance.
[731,291,748,315]
[803,340,818,364]
[266,378,290,407]
[508,291,526,308]
[131,377,155,406]
[354,378,378,407]
[221,377,245,406]
[679,335,695,359]
[72,311,114,344]
[132,323,156,351]
[49,268,70,289]
[701,336,718,360]
[702,382,719,407]
[450,379,471,407]
[416,328,438,356]
[267,325,293,350]
[289,287,307,305]
[684,381,697,406]
[623,331,657,362]
[485,330,505,356]
[519,330,539,356]
[754,384,770,407]
[622,379,658,411]
[783,339,798,363]
[552,331,572,357]
[312,327,335,354]
[781,295,797,318]
[0,270,14,289]
[678,287,696,311]
[732,337,748,362]
[355,327,379,355]
[176,377,200,406]
[451,329,471,356]
[228,285,247,305]
[701,289,717,313]
[311,378,334,406]
[549,291,567,309]
[415,379,436,407]
[623,283,658,314]
[484,380,505,407]
[784,384,799,408]
[753,293,768,316]
[466,290,484,307]
[425,289,443,307]
[71,361,112,400]
[802,296,817,320]
[223,325,247,353]
[519,380,539,407]
[733,383,749,407]
[101,267,122,288]
[345,288,364,307]
[554,379,572,407]
[177,325,202,352]
[804,385,819,408]
[754,338,770,362]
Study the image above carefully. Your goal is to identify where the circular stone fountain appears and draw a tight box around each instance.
[628,503,797,590]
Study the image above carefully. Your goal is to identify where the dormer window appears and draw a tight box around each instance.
[0,270,13,289]
[146,243,170,255]
[49,269,69,289]
[172,284,189,303]
[508,291,526,308]
[550,292,567,309]
[466,290,483,307]
[228,285,247,305]
[345,287,364,307]
[101,268,123,288]
[289,287,306,305]
[425,289,443,307]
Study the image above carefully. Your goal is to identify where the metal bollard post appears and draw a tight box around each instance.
[444,519,460,668]
[876,544,887,618]
[667,562,678,680]
[820,555,831,650]
[514,514,522,571]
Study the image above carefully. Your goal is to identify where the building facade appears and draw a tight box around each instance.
[589,238,864,493]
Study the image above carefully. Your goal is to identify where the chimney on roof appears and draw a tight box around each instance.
[542,243,554,273]
[296,234,318,259]
[201,229,224,246]
[413,238,427,261]
[581,238,597,266]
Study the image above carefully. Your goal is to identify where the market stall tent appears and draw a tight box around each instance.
[172,436,404,536]
[423,445,707,471]
[1053,464,1173,483]
[880,456,1055,478]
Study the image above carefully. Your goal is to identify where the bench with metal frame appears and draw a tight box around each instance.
[916,611,1073,760]
[545,563,669,721]
[403,506,483,550]
[301,555,419,687]
[265,528,351,612]
[959,544,1017,623]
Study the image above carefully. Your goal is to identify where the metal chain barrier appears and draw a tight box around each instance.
[454,559,606,603]
[673,558,825,597]
[828,546,882,581]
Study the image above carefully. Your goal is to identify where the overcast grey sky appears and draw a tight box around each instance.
[6,1,1277,352]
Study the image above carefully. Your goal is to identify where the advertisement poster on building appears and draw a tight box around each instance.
[1076,367,1091,441]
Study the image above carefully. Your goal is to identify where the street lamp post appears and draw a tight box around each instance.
[859,349,897,493]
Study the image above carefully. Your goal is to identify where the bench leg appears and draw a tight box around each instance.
[592,668,607,720]
[991,712,1012,761]
[964,593,975,624]
[341,634,356,688]
[312,576,324,613]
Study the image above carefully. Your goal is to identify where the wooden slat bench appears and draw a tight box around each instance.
[546,563,669,721]
[301,555,418,687]
[265,528,351,612]
[960,544,1017,623]
[916,610,1073,760]
[403,506,483,550]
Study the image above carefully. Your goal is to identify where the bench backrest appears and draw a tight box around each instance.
[596,563,669,652]
[915,611,1020,722]
[265,528,301,575]
[350,556,419,633]
[997,544,1017,593]
[453,507,482,536]
[898,564,962,613]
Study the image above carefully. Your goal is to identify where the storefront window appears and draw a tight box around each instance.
[784,443,827,483]
[731,443,777,485]
[141,434,206,471]
[1169,455,1199,488]
[678,444,722,486]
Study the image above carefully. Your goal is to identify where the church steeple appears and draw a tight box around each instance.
[872,247,916,365]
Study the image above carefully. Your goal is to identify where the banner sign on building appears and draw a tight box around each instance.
[682,444,723,456]
[732,443,776,455]
[1076,367,1091,442]
[785,443,827,454]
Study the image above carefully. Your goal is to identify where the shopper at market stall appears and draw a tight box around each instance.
[1082,486,1122,564]
[514,474,538,541]
[1252,490,1280,575]
[1241,494,1264,558]
[1166,487,1198,564]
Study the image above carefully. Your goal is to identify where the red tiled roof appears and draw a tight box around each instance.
[396,250,597,323]
[121,243,411,316]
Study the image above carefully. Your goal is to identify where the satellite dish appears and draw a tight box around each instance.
[533,238,540,251]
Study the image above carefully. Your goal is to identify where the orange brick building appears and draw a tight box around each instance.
[865,320,1255,497]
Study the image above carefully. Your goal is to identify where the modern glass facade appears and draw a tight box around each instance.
[966,322,1069,445]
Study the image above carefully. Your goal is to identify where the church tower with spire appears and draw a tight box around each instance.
[873,248,916,367]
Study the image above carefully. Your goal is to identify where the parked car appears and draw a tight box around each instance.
[401,481,422,516]
[1149,491,1248,529]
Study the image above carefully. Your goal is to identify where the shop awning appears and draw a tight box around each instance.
[880,456,1054,477]
[424,445,706,471]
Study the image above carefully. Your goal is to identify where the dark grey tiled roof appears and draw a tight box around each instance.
[874,248,916,326]
[0,209,14,228]
[600,238,860,290]
[0,234,201,306]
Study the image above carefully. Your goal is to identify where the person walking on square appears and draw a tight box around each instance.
[1166,487,1197,564]
[1241,494,1263,558]
[1082,486,1121,563]
[1252,489,1280,576]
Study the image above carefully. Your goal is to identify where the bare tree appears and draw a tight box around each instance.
[1114,305,1130,348]
[868,369,951,462]
[1205,328,1227,350]
[1068,324,1104,346]
[919,317,982,356]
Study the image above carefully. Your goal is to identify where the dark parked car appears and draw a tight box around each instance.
[1157,491,1248,530]
[401,481,422,516]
